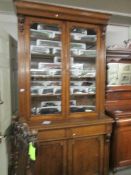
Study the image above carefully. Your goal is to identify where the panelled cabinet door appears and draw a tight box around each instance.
[114,127,131,168]
[68,136,104,175]
[36,140,67,175]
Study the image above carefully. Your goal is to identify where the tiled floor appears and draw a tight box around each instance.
[110,168,131,175]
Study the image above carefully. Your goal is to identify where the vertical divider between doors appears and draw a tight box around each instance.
[64,22,71,117]
[61,21,68,117]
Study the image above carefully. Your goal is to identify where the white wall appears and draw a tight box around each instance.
[128,27,131,39]
[106,25,129,47]
[0,14,17,40]
[0,29,12,175]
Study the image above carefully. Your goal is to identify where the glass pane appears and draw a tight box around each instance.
[70,27,97,113]
[30,22,62,116]
[107,63,131,86]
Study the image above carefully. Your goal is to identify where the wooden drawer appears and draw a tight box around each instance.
[106,91,131,101]
[71,125,106,138]
[38,129,66,141]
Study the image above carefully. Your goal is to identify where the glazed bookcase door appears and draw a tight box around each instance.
[26,17,66,119]
[67,23,100,118]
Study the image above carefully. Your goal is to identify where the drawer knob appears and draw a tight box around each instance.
[73,133,76,136]
[55,14,59,17]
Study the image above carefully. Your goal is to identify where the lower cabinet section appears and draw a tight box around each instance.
[10,120,112,175]
[35,123,112,175]
[36,136,107,175]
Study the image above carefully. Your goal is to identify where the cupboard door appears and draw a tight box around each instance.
[114,126,131,168]
[69,136,104,175]
[66,23,100,118]
[25,17,67,119]
[37,140,67,175]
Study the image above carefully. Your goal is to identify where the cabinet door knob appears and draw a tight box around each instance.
[73,133,76,136]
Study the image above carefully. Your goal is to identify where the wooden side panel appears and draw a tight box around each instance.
[113,125,131,168]
[106,86,131,111]
[106,99,131,111]
[106,91,131,101]
[109,117,131,171]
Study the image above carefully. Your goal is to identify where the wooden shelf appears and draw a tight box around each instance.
[72,55,96,59]
[31,94,61,97]
[71,39,96,45]
[107,49,131,63]
[31,75,61,80]
[31,53,60,57]
[107,49,131,55]
[71,93,95,96]
[71,76,95,80]
[31,35,60,42]
[106,85,131,92]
